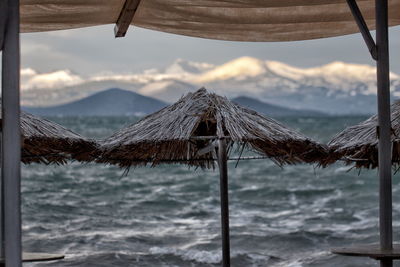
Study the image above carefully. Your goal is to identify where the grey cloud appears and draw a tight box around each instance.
[21,25,400,75]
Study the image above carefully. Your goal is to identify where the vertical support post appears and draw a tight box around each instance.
[217,139,230,267]
[0,137,3,267]
[0,1,8,264]
[0,0,7,51]
[1,0,22,266]
[376,0,392,267]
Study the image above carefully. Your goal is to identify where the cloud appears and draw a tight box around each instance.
[20,25,400,78]
[21,68,84,90]
[21,68,36,77]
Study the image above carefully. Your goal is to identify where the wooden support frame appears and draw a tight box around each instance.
[375,1,393,267]
[346,0,378,60]
[197,140,218,156]
[114,0,141,38]
[217,139,230,267]
[0,0,7,50]
[334,1,393,267]
[1,0,22,266]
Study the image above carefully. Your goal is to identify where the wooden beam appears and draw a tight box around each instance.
[2,0,22,265]
[114,0,141,38]
[346,0,378,60]
[0,0,7,50]
[197,140,218,156]
[375,2,393,267]
[217,139,231,267]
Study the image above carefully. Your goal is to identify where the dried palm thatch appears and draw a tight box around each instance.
[328,101,400,168]
[99,88,327,168]
[0,108,98,164]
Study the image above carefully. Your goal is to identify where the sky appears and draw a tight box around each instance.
[20,25,400,77]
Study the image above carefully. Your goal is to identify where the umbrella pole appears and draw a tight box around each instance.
[376,1,393,267]
[217,139,230,267]
[1,0,22,266]
[0,137,3,267]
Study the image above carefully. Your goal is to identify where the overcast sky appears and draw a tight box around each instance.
[20,25,400,76]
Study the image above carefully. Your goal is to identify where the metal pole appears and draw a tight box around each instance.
[217,139,230,267]
[1,0,22,266]
[376,0,392,267]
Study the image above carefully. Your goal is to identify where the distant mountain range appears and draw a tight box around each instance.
[21,57,398,114]
[23,88,167,116]
[232,96,325,117]
[23,88,325,117]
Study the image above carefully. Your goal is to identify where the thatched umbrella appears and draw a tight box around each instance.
[327,101,400,261]
[99,88,326,167]
[4,109,99,164]
[328,100,400,169]
[99,88,327,266]
[0,108,98,262]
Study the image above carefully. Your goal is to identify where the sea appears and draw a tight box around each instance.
[22,115,400,267]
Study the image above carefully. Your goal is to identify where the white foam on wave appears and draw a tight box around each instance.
[149,246,221,264]
[271,250,332,267]
[148,247,274,265]
[333,166,352,173]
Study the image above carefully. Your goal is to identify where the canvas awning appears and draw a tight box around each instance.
[20,0,400,41]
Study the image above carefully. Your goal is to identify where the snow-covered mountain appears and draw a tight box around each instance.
[137,80,197,103]
[21,57,400,114]
[164,58,215,75]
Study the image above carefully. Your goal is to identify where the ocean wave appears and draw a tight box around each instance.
[149,247,221,264]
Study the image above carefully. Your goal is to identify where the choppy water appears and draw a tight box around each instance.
[21,116,400,267]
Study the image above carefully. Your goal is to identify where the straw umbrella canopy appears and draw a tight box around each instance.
[98,88,327,266]
[98,88,327,168]
[328,100,400,169]
[1,108,98,165]
[0,108,98,262]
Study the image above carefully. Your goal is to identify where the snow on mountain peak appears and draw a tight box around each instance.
[165,58,214,75]
[20,57,400,114]
[264,61,306,80]
[195,56,266,83]
[138,80,175,95]
[264,60,400,95]
[319,61,376,78]
[266,60,377,81]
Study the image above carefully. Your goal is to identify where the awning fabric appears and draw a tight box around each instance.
[19,0,400,41]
